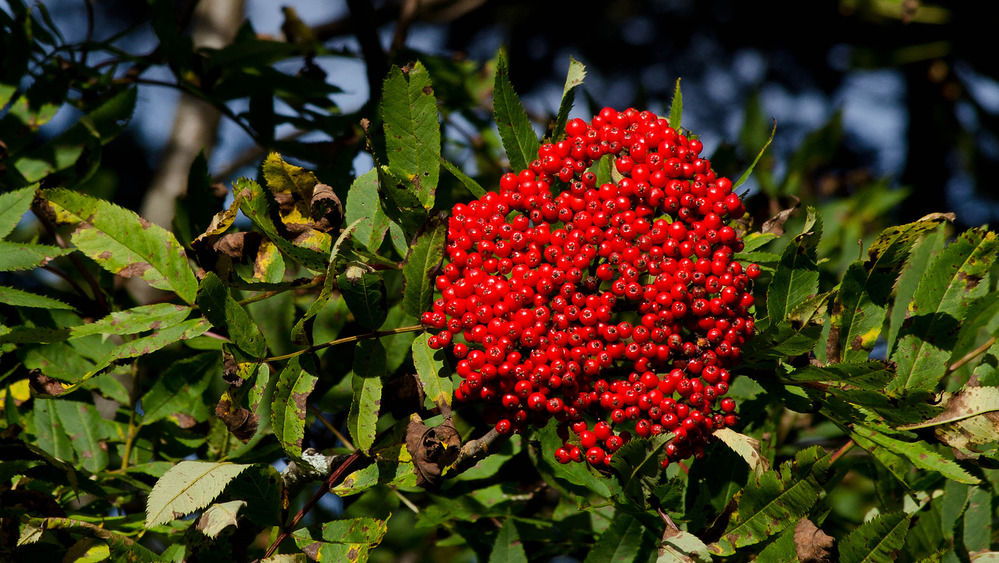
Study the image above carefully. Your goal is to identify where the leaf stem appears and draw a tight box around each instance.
[829,439,855,465]
[949,336,997,372]
[262,325,426,363]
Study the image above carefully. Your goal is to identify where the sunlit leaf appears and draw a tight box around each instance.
[145,461,252,528]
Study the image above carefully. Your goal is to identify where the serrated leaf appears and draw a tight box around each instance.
[832,217,949,363]
[381,62,441,208]
[271,355,318,458]
[140,352,218,425]
[0,241,73,271]
[344,168,391,252]
[965,486,991,553]
[349,340,384,453]
[551,57,586,142]
[850,422,978,484]
[0,185,37,238]
[901,387,999,430]
[145,461,252,528]
[196,500,245,538]
[293,516,389,562]
[79,318,211,385]
[197,272,267,358]
[488,518,528,563]
[442,158,486,198]
[714,428,771,476]
[668,78,683,130]
[43,188,198,303]
[767,208,822,325]
[72,303,192,339]
[753,526,798,563]
[338,266,387,330]
[839,512,911,563]
[0,285,74,309]
[710,449,829,555]
[412,333,453,409]
[948,294,999,385]
[493,51,539,172]
[583,513,655,563]
[888,229,998,396]
[784,361,893,390]
[54,400,109,473]
[403,215,446,319]
[608,432,671,507]
[886,224,948,354]
[18,518,159,562]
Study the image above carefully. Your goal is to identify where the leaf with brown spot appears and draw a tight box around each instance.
[381,61,440,209]
[271,355,318,458]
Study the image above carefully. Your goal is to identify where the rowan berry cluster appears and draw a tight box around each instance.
[421,107,759,468]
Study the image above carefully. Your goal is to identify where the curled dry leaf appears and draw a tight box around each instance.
[215,399,258,443]
[405,415,461,488]
[761,198,801,237]
[29,372,66,397]
[310,183,343,234]
[795,517,834,562]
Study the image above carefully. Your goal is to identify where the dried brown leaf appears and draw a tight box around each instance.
[794,517,834,562]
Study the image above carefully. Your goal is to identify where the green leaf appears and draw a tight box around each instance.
[551,56,586,142]
[0,185,37,238]
[493,50,540,172]
[54,400,109,473]
[145,461,252,528]
[888,229,998,396]
[271,355,318,458]
[488,518,528,563]
[80,318,211,384]
[71,303,192,339]
[18,518,159,562]
[140,352,218,425]
[412,333,453,409]
[583,513,655,563]
[403,215,447,319]
[197,272,267,358]
[33,398,74,463]
[660,529,713,562]
[832,216,949,363]
[378,165,428,238]
[338,265,387,330]
[0,285,73,309]
[710,448,829,555]
[668,78,683,130]
[886,224,948,354]
[293,517,389,562]
[733,118,776,190]
[608,432,671,507]
[196,500,246,539]
[43,188,198,303]
[850,422,978,484]
[964,486,991,553]
[381,62,441,209]
[442,158,486,198]
[766,208,822,325]
[348,340,384,453]
[344,168,391,252]
[839,512,911,563]
[532,417,616,500]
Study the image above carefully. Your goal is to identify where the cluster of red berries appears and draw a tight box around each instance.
[421,107,759,468]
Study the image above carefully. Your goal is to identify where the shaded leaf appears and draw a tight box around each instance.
[442,157,486,198]
[412,333,453,410]
[767,207,822,326]
[197,272,267,358]
[81,318,211,384]
[54,400,109,473]
[145,461,252,528]
[551,56,586,142]
[140,352,218,425]
[344,168,391,252]
[734,118,776,189]
[403,215,447,319]
[839,512,911,563]
[338,265,387,330]
[583,513,655,563]
[488,518,528,563]
[0,241,73,271]
[348,340,384,453]
[33,398,74,462]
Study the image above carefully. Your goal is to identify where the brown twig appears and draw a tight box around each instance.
[447,428,507,477]
[829,439,855,465]
[262,325,426,363]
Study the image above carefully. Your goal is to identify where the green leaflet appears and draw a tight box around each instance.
[80,318,211,384]
[54,400,109,473]
[551,56,586,142]
[0,241,73,272]
[709,447,829,556]
[441,157,486,198]
[734,118,776,190]
[71,303,192,339]
[402,215,447,319]
[338,265,387,330]
[885,224,948,354]
[196,272,267,358]
[0,285,73,310]
[668,78,683,130]
[532,417,616,501]
[292,516,389,562]
[18,517,160,562]
[381,61,441,209]
[839,512,911,563]
[583,513,656,563]
[348,340,384,453]
[145,461,252,528]
[411,333,453,410]
[0,185,37,237]
[344,168,391,252]
[888,229,998,396]
[44,188,197,303]
[271,355,318,458]
[832,216,950,363]
[139,352,219,426]
[493,50,540,172]
[766,208,822,327]
[488,518,528,563]
[33,398,74,463]
[850,422,978,484]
